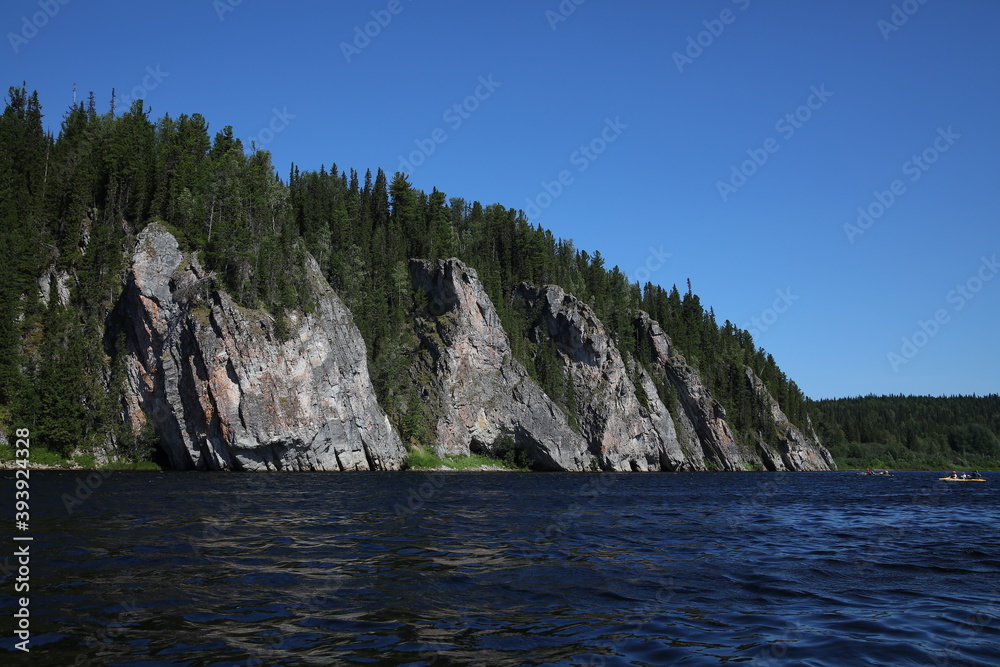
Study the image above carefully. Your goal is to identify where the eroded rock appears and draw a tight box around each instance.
[122,222,405,471]
[409,259,590,470]
[517,286,689,472]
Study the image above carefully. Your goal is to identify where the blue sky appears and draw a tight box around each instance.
[3,0,998,400]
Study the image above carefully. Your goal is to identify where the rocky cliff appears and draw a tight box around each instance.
[407,259,834,472]
[744,367,837,471]
[121,223,405,471]
[409,259,591,470]
[633,311,835,471]
[115,226,832,473]
[633,311,758,470]
[516,284,690,471]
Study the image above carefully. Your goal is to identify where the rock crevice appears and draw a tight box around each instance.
[121,222,405,471]
[117,229,833,474]
[409,258,590,471]
[516,284,688,472]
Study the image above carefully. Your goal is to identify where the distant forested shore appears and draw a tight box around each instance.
[812,394,1000,470]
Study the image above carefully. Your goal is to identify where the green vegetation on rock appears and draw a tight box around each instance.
[0,84,974,470]
[404,444,524,471]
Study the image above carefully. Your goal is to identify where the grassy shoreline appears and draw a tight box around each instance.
[0,444,526,471]
[2,442,994,473]
[1,462,994,473]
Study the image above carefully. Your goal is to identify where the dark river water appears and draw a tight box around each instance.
[1,470,999,666]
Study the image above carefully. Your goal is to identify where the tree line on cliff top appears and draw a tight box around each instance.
[0,85,823,463]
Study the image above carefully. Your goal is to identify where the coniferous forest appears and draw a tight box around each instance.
[0,85,996,469]
[812,394,1000,470]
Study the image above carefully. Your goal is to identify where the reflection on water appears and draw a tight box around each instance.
[1,470,999,665]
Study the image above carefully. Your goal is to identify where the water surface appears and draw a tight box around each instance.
[1,470,998,665]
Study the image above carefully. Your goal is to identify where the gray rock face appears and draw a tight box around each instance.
[517,285,688,471]
[122,222,405,471]
[409,259,590,470]
[744,367,837,471]
[39,208,95,308]
[633,312,752,470]
[117,226,832,474]
[634,311,835,471]
[410,264,830,473]
[37,266,72,307]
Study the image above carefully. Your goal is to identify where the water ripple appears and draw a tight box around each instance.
[1,470,999,665]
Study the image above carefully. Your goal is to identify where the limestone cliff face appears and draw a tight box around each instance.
[633,311,757,471]
[118,227,832,473]
[409,259,590,471]
[516,285,690,471]
[633,311,836,471]
[744,367,837,471]
[409,262,831,473]
[122,222,405,471]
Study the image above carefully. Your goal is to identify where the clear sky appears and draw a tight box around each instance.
[3,0,998,400]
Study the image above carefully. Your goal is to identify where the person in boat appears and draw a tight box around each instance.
[951,471,958,479]
[973,471,982,479]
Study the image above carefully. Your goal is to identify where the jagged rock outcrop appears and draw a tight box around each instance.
[633,311,759,470]
[409,262,831,473]
[37,266,72,307]
[121,222,405,471]
[115,227,833,474]
[409,259,590,470]
[517,285,690,471]
[633,311,835,471]
[745,367,837,471]
[39,207,95,308]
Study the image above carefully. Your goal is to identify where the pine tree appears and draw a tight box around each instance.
[35,283,87,454]
[0,85,47,410]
